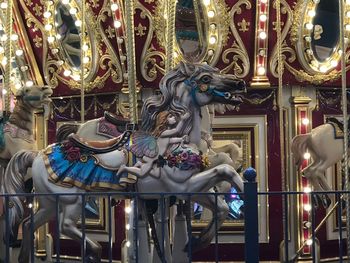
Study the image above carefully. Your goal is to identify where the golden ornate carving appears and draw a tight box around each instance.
[135,23,147,37]
[221,0,251,78]
[33,35,43,48]
[238,18,250,32]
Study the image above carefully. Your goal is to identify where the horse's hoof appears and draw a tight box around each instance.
[322,195,332,209]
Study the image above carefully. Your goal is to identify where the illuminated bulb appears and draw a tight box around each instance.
[10,34,18,41]
[313,0,320,3]
[15,49,23,56]
[301,118,309,125]
[0,2,7,9]
[56,34,62,40]
[111,3,119,11]
[308,10,316,17]
[125,206,132,214]
[319,65,327,73]
[62,0,70,4]
[26,80,34,87]
[114,20,122,28]
[15,83,21,90]
[260,14,267,22]
[346,24,350,31]
[75,20,82,27]
[306,239,313,246]
[28,203,33,209]
[83,56,90,64]
[117,37,124,44]
[347,11,350,18]
[63,69,71,76]
[126,241,131,247]
[0,34,7,41]
[257,66,266,75]
[347,0,350,5]
[261,0,267,3]
[1,57,7,66]
[304,204,312,212]
[47,36,55,43]
[58,60,64,66]
[210,24,216,30]
[82,44,89,51]
[331,60,338,67]
[203,0,210,6]
[259,31,267,39]
[304,187,312,193]
[207,10,215,18]
[305,23,313,30]
[0,46,4,53]
[303,152,311,160]
[125,224,130,230]
[304,36,311,42]
[51,48,59,54]
[208,49,214,56]
[2,89,6,95]
[339,49,343,55]
[20,66,29,71]
[45,24,53,31]
[72,75,80,81]
[173,52,178,58]
[209,36,216,44]
[43,11,52,18]
[69,8,77,15]
[259,49,265,56]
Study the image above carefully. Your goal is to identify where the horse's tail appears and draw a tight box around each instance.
[291,134,310,167]
[1,150,38,235]
[56,123,80,142]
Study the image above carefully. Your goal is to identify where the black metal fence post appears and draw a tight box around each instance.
[244,167,259,263]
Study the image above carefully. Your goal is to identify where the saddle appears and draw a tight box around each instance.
[68,130,131,154]
[104,112,129,130]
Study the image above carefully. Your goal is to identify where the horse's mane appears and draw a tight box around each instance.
[141,62,216,135]
[8,97,34,132]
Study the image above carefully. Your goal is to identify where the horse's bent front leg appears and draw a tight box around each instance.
[185,164,243,193]
[187,191,229,252]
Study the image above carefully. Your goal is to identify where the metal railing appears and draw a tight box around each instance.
[0,169,348,263]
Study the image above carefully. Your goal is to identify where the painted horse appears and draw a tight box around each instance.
[1,62,246,262]
[291,119,346,207]
[0,85,52,214]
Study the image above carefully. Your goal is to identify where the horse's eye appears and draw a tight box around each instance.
[201,76,212,83]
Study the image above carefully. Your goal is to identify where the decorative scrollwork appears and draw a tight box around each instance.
[221,0,250,78]
[138,1,165,81]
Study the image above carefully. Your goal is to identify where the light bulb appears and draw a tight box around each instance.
[209,36,216,44]
[260,14,267,22]
[257,66,266,75]
[303,152,311,160]
[63,69,71,76]
[111,3,119,11]
[259,31,267,39]
[207,10,215,18]
[114,20,122,28]
[15,50,23,56]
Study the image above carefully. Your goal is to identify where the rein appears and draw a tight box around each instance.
[184,78,228,107]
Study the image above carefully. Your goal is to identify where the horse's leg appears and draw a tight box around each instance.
[184,191,229,252]
[185,164,243,193]
[18,198,55,263]
[61,203,102,262]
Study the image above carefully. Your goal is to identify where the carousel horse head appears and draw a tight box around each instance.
[141,61,246,132]
[16,85,53,109]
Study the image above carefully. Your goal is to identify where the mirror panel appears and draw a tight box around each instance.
[175,0,208,62]
[294,0,350,74]
[45,0,97,84]
[55,2,81,69]
[310,0,339,62]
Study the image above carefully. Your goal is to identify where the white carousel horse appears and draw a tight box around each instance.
[0,85,52,215]
[1,62,246,262]
[291,120,344,207]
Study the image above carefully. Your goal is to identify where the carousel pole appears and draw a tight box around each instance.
[339,0,350,260]
[275,0,289,259]
[80,0,85,123]
[4,0,13,116]
[125,0,138,124]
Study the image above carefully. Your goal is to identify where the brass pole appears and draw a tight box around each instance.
[80,0,85,123]
[4,0,13,115]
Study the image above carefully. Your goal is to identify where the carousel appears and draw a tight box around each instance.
[0,0,348,262]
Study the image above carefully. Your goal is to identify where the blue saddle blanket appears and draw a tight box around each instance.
[44,143,136,190]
